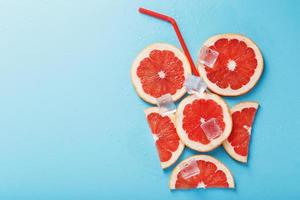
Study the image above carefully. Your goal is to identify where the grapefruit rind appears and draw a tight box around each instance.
[169,155,235,189]
[223,102,259,163]
[176,93,232,152]
[131,43,191,104]
[144,107,185,169]
[197,33,264,96]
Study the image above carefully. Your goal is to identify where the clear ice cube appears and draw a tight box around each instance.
[156,94,176,116]
[179,159,200,179]
[184,74,207,95]
[200,118,222,140]
[198,46,219,68]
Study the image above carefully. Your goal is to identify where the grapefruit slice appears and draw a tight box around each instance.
[197,34,263,96]
[169,155,234,189]
[176,93,232,152]
[145,107,184,169]
[223,102,259,163]
[131,43,191,104]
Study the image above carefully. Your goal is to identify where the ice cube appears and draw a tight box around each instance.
[198,46,219,68]
[184,74,207,96]
[179,159,200,179]
[156,94,176,116]
[201,118,222,140]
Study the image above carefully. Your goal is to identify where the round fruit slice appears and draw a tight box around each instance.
[223,102,259,163]
[145,107,184,169]
[169,155,234,189]
[131,43,191,104]
[176,93,232,152]
[198,34,263,96]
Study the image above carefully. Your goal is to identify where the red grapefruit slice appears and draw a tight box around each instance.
[145,107,184,169]
[176,93,232,152]
[169,155,234,189]
[197,34,263,96]
[223,102,259,163]
[131,43,191,104]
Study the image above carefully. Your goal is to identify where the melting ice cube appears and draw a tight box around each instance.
[201,118,222,140]
[198,46,219,68]
[156,94,176,116]
[184,74,207,95]
[179,159,200,179]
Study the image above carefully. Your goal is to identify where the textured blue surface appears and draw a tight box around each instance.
[0,0,299,199]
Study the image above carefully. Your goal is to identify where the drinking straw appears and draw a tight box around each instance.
[139,7,200,76]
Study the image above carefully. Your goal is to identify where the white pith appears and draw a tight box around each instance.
[197,33,264,96]
[152,134,159,142]
[227,59,237,71]
[158,70,166,79]
[243,125,251,133]
[131,43,191,104]
[223,102,259,163]
[169,155,235,189]
[144,107,185,169]
[200,118,205,124]
[197,182,206,188]
[176,93,232,152]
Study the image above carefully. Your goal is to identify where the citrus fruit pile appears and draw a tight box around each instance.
[131,33,263,190]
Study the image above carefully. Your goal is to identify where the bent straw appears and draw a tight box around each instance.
[139,7,200,77]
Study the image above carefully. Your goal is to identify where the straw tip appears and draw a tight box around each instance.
[138,7,145,13]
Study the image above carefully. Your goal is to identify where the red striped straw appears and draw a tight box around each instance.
[139,7,200,77]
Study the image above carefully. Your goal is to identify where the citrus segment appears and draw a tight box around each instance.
[198,34,263,96]
[145,107,184,169]
[132,43,191,104]
[223,102,259,163]
[176,93,232,152]
[169,155,234,189]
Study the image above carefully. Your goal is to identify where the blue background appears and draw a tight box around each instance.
[0,0,299,199]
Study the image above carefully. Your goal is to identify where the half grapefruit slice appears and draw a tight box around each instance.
[223,102,259,163]
[176,93,232,152]
[145,107,184,169]
[131,43,191,104]
[169,155,234,189]
[198,34,263,96]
